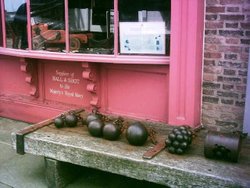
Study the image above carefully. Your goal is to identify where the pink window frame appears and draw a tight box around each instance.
[0,0,170,64]
[0,0,204,127]
[0,0,6,48]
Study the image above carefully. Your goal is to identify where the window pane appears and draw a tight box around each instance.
[4,0,27,49]
[68,0,114,54]
[119,0,170,55]
[31,0,65,52]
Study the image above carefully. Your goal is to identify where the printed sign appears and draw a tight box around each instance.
[119,22,166,54]
[44,62,91,106]
[49,70,83,98]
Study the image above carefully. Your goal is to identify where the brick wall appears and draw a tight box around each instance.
[202,0,250,130]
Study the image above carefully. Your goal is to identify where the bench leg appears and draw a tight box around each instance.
[45,157,80,188]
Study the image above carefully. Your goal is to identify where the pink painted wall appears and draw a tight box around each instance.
[168,0,204,126]
[0,3,3,46]
[41,60,92,106]
[0,56,31,95]
[101,64,169,122]
[0,0,204,127]
[0,1,2,46]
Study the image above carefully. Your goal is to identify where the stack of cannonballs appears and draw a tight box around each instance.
[165,126,193,155]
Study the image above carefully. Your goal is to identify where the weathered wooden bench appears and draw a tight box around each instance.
[11,111,250,188]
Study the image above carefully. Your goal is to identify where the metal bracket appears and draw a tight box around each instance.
[142,139,166,159]
[15,108,85,155]
[16,133,25,155]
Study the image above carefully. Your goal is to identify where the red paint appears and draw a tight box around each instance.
[0,0,5,47]
[64,0,69,52]
[101,65,169,122]
[26,1,32,50]
[0,56,31,95]
[0,48,170,64]
[0,1,2,47]
[168,0,204,126]
[42,60,92,106]
[0,0,204,127]
[114,0,119,55]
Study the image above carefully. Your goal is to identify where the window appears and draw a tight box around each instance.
[4,0,27,49]
[31,0,65,52]
[68,0,114,54]
[118,0,170,55]
[1,0,171,57]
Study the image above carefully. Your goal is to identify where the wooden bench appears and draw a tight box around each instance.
[11,112,250,188]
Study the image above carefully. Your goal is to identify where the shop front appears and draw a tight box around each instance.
[0,0,204,127]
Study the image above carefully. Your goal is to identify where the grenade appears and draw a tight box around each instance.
[204,131,242,162]
[126,122,148,146]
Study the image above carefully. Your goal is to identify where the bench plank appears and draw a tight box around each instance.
[12,123,250,187]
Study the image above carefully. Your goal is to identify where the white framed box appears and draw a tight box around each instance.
[119,22,166,54]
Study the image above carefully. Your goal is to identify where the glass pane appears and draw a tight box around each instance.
[31,0,65,52]
[119,0,170,55]
[4,0,27,49]
[68,0,114,54]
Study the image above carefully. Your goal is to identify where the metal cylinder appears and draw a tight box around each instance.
[204,131,241,162]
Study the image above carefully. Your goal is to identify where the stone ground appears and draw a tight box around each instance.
[0,117,167,188]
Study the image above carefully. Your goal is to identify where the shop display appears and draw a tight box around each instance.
[103,123,121,141]
[119,0,170,55]
[86,111,101,124]
[32,23,93,51]
[126,122,149,146]
[46,109,248,163]
[65,113,78,127]
[204,131,242,162]
[102,118,123,141]
[29,0,114,53]
[119,22,166,54]
[53,110,82,128]
[88,119,104,137]
[54,115,65,128]
[165,126,193,155]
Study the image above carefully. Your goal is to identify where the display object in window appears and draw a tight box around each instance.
[68,0,114,54]
[120,22,166,55]
[30,0,66,52]
[4,1,27,49]
[32,23,94,51]
[118,0,170,55]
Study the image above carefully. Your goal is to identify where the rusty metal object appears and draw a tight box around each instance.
[143,138,166,159]
[16,118,54,155]
[143,125,203,159]
[16,108,85,155]
[142,127,164,159]
[32,23,92,51]
[148,127,157,145]
[204,131,242,162]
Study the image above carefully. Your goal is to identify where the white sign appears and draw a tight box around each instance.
[119,22,166,54]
